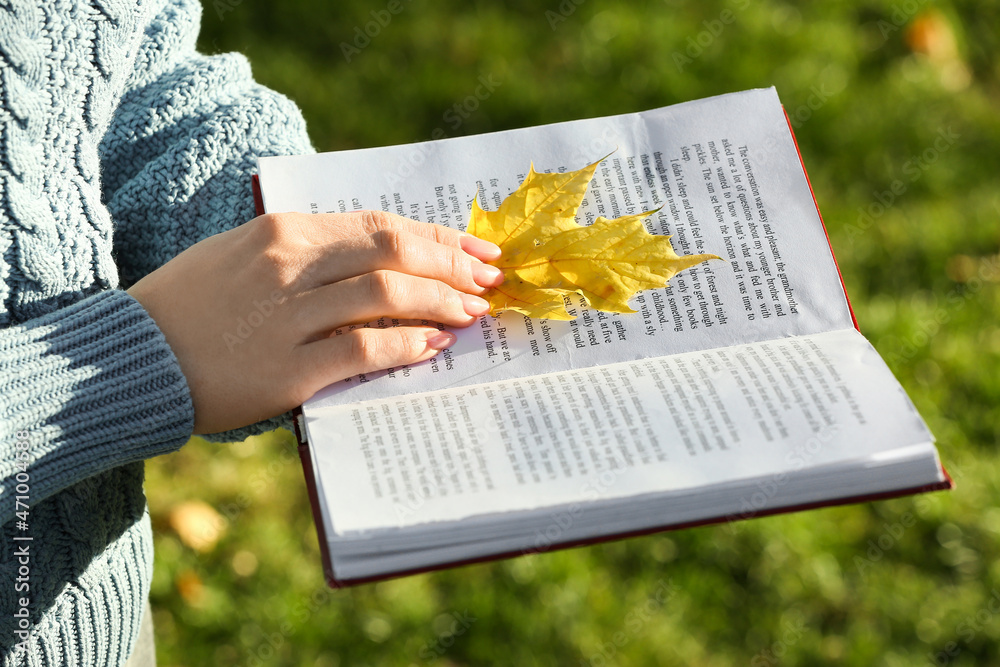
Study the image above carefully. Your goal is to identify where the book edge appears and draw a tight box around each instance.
[778,119,951,483]
[779,108,860,332]
[325,476,953,588]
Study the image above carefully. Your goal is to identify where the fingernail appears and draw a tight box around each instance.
[461,235,502,260]
[461,293,490,316]
[426,331,456,350]
[471,262,504,287]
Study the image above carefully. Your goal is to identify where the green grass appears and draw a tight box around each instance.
[146,1,1000,664]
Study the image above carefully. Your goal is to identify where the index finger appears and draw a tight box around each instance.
[316,210,501,261]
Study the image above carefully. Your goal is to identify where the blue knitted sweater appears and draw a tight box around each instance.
[0,0,312,662]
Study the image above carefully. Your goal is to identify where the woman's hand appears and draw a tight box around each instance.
[127,210,503,434]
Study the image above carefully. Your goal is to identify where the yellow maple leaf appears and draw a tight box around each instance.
[468,158,602,266]
[469,158,721,320]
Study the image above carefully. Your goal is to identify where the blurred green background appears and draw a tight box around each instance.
[146,0,1000,665]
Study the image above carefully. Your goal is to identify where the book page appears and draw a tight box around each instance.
[306,328,936,534]
[258,88,854,409]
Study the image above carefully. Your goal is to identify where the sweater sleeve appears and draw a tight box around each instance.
[0,289,193,526]
[99,27,314,287]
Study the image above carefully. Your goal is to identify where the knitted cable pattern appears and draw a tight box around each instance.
[0,0,313,663]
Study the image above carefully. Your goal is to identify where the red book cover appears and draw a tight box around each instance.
[251,108,952,588]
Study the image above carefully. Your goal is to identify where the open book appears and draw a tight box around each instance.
[255,87,951,587]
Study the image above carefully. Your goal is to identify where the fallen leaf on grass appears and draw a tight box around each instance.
[175,568,205,605]
[168,500,227,553]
